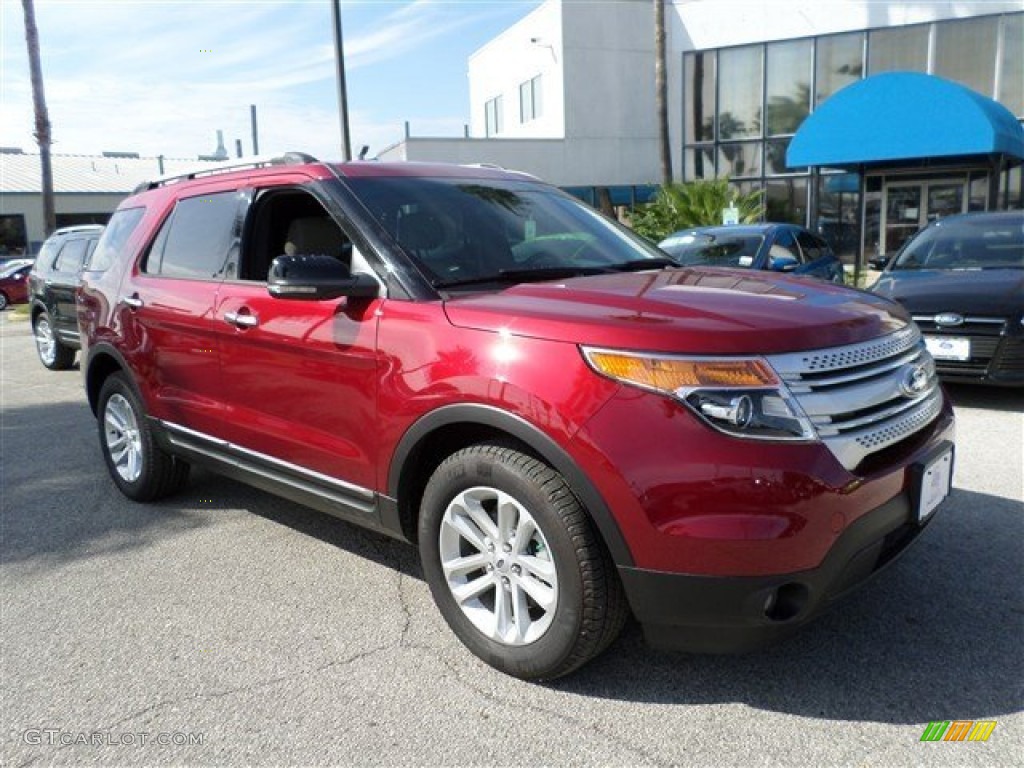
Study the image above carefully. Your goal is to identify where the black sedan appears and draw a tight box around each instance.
[658,223,845,283]
[871,211,1023,386]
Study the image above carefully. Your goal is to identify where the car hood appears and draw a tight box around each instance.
[443,268,909,355]
[871,269,1024,317]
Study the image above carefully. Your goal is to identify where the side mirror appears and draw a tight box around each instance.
[769,254,799,273]
[867,254,893,270]
[267,253,379,301]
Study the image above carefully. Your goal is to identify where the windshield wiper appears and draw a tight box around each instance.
[434,265,615,289]
[434,258,678,290]
[608,257,679,272]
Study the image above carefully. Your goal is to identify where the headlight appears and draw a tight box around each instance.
[582,347,816,441]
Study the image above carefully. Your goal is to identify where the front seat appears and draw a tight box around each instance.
[284,217,348,265]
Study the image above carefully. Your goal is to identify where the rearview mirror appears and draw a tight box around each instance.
[267,253,379,301]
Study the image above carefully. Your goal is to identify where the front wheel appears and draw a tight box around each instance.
[97,373,190,501]
[419,443,627,680]
[33,311,75,370]
[0,291,8,310]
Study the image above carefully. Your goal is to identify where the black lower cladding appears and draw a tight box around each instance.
[618,489,936,654]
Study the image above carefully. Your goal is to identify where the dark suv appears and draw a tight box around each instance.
[79,154,955,680]
[28,224,103,369]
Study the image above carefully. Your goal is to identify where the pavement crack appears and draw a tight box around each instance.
[438,655,666,766]
[397,571,414,648]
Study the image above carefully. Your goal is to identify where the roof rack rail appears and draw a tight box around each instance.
[132,151,318,194]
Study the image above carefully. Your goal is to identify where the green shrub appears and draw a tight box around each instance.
[629,178,765,242]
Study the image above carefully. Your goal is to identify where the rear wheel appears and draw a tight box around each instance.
[0,292,8,310]
[33,311,75,370]
[419,443,627,680]
[97,373,189,501]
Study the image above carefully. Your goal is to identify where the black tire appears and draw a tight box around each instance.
[32,311,76,370]
[0,291,8,310]
[97,372,189,501]
[419,443,628,680]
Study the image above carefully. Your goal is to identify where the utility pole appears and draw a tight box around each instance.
[655,0,673,186]
[331,0,352,161]
[21,0,56,236]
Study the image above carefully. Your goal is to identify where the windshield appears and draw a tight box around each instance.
[345,176,671,288]
[659,233,764,268]
[893,217,1024,271]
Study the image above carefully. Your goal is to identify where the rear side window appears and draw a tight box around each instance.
[53,239,89,272]
[89,208,145,272]
[145,192,240,279]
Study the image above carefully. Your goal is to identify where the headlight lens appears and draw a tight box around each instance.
[582,347,816,441]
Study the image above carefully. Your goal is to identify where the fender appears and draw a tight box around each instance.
[83,341,137,414]
[388,403,634,566]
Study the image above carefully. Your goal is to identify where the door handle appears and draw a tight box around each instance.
[121,295,143,309]
[224,310,258,328]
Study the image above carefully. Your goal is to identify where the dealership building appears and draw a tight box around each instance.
[380,0,1024,263]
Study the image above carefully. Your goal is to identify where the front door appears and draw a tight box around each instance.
[882,178,967,255]
[213,180,383,499]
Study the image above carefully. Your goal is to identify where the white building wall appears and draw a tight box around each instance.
[669,0,1024,51]
[385,0,1023,188]
[468,0,565,138]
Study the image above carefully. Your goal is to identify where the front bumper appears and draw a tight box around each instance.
[618,470,945,653]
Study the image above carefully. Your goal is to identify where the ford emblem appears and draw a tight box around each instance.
[899,364,930,398]
[934,312,964,327]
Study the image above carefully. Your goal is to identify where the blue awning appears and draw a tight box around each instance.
[788,72,1024,169]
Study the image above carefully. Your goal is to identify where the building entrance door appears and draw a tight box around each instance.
[881,178,967,254]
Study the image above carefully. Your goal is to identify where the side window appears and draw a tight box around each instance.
[88,207,145,273]
[239,189,351,282]
[53,238,89,273]
[797,231,828,262]
[769,230,800,262]
[145,191,240,279]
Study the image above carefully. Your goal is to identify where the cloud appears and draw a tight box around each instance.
[0,1,535,158]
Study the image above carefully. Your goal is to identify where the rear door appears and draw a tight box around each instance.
[118,183,247,435]
[213,177,384,503]
[49,236,90,343]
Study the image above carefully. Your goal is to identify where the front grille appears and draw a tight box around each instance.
[913,315,1023,379]
[769,325,942,471]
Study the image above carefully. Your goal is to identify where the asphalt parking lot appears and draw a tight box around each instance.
[1,312,1021,767]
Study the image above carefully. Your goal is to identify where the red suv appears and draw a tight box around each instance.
[79,154,955,680]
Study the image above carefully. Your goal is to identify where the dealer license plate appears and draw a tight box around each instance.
[925,335,970,361]
[917,448,953,523]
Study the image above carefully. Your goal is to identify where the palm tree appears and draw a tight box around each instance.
[655,0,672,185]
[21,0,55,237]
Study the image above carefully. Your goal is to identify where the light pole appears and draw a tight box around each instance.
[331,0,352,161]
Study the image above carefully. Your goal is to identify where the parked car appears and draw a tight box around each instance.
[78,154,953,680]
[871,211,1024,386]
[0,259,34,310]
[27,225,104,369]
[658,223,845,282]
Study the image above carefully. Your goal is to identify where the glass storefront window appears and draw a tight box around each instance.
[765,39,811,135]
[817,174,861,261]
[766,178,808,224]
[868,25,928,75]
[765,139,807,175]
[969,173,989,212]
[935,16,998,97]
[685,146,716,180]
[999,14,1023,116]
[718,142,762,178]
[816,32,864,106]
[718,45,763,139]
[684,51,716,142]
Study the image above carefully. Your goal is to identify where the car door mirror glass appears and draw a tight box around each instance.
[267,253,378,301]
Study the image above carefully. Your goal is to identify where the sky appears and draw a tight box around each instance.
[0,0,542,161]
